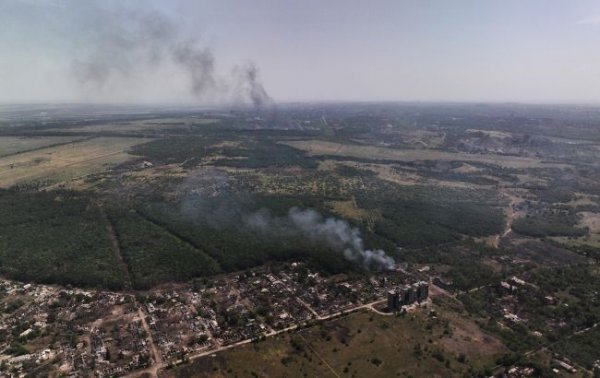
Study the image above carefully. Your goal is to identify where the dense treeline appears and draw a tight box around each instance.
[106,208,221,290]
[0,190,127,289]
[215,141,318,169]
[512,213,587,237]
[355,182,504,248]
[536,186,576,204]
[137,194,358,275]
[402,242,502,291]
[130,136,317,169]
[128,136,221,165]
[0,189,381,290]
[553,328,600,369]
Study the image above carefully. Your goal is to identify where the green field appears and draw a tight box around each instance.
[161,305,506,378]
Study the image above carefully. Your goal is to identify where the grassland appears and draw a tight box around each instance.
[161,305,506,378]
[282,140,561,169]
[551,212,600,248]
[0,137,148,187]
[0,136,86,158]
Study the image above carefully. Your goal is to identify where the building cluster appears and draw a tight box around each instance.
[0,263,419,377]
[386,281,429,312]
[142,263,409,362]
[0,280,150,377]
[496,276,529,296]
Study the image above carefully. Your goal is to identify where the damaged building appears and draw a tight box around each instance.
[387,281,429,312]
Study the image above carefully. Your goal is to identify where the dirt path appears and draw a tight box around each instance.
[296,297,319,318]
[136,307,163,378]
[297,333,340,378]
[98,205,133,289]
[493,192,519,248]
[367,303,395,316]
[134,210,217,265]
[277,275,320,318]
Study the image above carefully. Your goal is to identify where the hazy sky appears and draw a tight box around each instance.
[2,0,600,104]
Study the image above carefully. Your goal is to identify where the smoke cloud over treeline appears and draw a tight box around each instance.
[245,207,396,271]
[178,168,394,271]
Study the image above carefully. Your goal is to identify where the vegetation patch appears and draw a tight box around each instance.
[0,190,127,289]
[107,208,221,289]
[512,213,588,237]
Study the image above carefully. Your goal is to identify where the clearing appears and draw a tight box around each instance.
[0,137,148,187]
[283,140,564,169]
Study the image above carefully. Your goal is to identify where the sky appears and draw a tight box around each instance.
[1,0,600,104]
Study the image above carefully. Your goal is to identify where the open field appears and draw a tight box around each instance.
[0,136,85,157]
[283,140,564,169]
[579,211,600,233]
[161,306,505,378]
[47,118,217,134]
[0,137,148,187]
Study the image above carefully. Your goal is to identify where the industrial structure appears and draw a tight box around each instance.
[387,281,429,312]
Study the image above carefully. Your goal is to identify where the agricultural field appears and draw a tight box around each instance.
[0,137,148,187]
[0,136,86,158]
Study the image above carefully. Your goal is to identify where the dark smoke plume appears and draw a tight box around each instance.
[72,4,271,106]
[233,63,272,107]
[173,43,217,96]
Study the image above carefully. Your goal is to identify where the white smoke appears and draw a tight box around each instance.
[245,207,395,271]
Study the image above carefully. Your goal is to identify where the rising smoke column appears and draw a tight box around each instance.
[245,207,396,271]
[173,43,217,96]
[71,4,271,106]
[233,63,272,107]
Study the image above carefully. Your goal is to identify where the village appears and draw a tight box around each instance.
[0,262,430,377]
